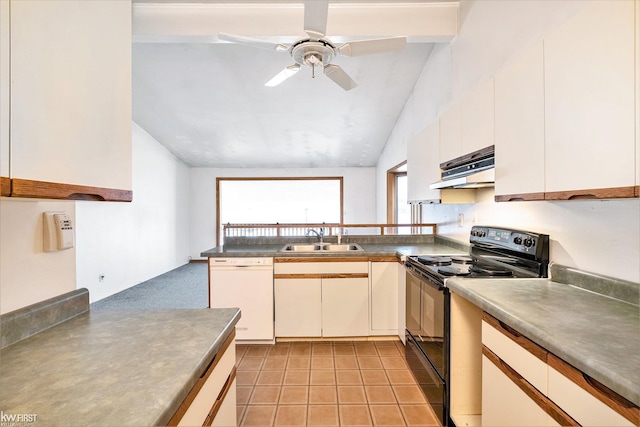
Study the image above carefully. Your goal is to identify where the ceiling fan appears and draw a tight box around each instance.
[218,0,407,91]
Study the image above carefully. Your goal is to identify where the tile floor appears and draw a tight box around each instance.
[235,340,440,426]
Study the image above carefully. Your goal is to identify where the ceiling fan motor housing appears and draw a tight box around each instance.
[291,39,337,67]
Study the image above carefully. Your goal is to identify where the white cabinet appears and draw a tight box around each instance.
[275,277,322,337]
[439,101,463,164]
[544,0,635,196]
[462,79,494,155]
[8,0,132,199]
[274,260,369,338]
[171,332,237,427]
[322,277,369,337]
[0,0,9,183]
[494,42,545,200]
[636,0,640,189]
[407,123,441,202]
[369,261,398,334]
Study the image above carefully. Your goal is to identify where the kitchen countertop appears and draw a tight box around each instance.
[446,276,639,406]
[201,242,467,258]
[0,308,240,427]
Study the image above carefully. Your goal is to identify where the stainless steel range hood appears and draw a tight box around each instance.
[430,145,495,190]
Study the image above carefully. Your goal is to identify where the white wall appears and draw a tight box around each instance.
[75,122,191,302]
[0,198,77,314]
[376,0,640,283]
[190,167,376,259]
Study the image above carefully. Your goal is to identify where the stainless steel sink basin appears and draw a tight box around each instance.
[280,243,363,252]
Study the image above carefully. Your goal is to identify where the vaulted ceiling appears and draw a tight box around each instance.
[131,1,458,168]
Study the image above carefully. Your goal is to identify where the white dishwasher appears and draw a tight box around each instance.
[209,257,274,343]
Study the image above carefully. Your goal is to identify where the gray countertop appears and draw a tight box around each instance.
[446,277,639,406]
[0,308,240,427]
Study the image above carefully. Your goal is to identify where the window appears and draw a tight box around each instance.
[216,177,343,245]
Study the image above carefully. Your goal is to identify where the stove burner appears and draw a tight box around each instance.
[469,263,514,277]
[437,266,471,276]
[450,256,473,265]
[417,256,452,266]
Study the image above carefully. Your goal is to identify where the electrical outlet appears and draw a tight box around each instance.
[98,274,105,283]
[458,213,464,228]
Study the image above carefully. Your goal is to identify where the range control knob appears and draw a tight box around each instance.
[523,238,534,247]
[513,236,523,245]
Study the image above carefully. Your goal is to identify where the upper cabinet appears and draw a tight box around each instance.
[494,42,545,201]
[462,79,494,155]
[7,0,132,201]
[407,123,441,202]
[438,101,463,164]
[544,0,636,199]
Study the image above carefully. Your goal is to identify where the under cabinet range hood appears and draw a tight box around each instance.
[430,145,495,189]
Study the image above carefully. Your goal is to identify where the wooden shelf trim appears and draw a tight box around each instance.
[10,178,132,202]
[483,345,580,426]
[548,353,640,425]
[274,273,368,280]
[0,176,10,197]
[482,312,547,362]
[497,186,637,202]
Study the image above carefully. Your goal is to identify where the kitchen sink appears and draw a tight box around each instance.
[280,243,363,252]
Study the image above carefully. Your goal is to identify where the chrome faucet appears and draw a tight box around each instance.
[306,228,324,243]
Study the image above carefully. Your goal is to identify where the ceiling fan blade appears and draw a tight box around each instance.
[304,0,328,39]
[265,64,301,87]
[218,32,288,51]
[324,64,357,91]
[338,37,407,57]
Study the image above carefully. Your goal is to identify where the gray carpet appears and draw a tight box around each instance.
[91,263,208,310]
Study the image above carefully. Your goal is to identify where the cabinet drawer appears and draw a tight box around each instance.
[548,355,638,427]
[172,332,236,426]
[482,314,547,393]
[274,261,368,275]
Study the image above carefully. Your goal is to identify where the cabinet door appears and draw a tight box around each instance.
[494,42,545,199]
[407,123,441,202]
[482,355,553,427]
[322,277,369,337]
[0,0,8,182]
[544,0,635,194]
[275,278,322,337]
[9,0,132,193]
[370,262,398,333]
[439,101,463,164]
[462,79,494,155]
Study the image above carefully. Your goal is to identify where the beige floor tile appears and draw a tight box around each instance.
[245,346,270,357]
[274,405,308,426]
[358,356,384,370]
[237,370,260,386]
[263,356,288,370]
[237,386,253,405]
[380,357,408,370]
[376,345,401,356]
[334,345,356,355]
[309,385,338,404]
[241,405,276,426]
[399,405,440,426]
[288,356,311,370]
[256,370,285,386]
[360,370,390,385]
[355,345,378,356]
[385,370,416,385]
[336,370,363,385]
[369,405,406,426]
[335,355,359,369]
[283,370,310,385]
[311,356,335,370]
[392,385,427,404]
[250,386,281,404]
[268,344,291,356]
[310,370,336,385]
[338,385,367,404]
[239,357,265,371]
[290,344,312,356]
[237,405,247,425]
[279,385,309,404]
[365,385,397,404]
[339,404,373,426]
[312,345,334,356]
[307,405,340,426]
